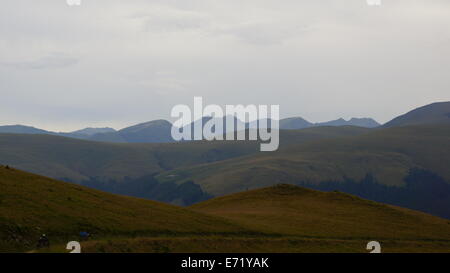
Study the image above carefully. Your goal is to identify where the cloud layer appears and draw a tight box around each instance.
[0,0,449,131]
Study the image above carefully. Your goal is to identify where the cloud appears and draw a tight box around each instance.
[213,22,307,45]
[0,0,450,131]
[1,53,79,70]
[130,7,211,32]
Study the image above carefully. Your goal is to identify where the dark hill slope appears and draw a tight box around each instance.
[192,184,450,241]
[384,101,450,127]
[0,167,247,252]
[0,125,52,134]
[163,125,450,196]
[0,126,370,182]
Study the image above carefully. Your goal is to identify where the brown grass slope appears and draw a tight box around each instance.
[37,184,450,253]
[2,168,449,253]
[192,184,450,242]
[0,167,249,252]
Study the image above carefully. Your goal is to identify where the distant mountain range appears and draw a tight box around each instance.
[280,117,380,129]
[89,120,173,143]
[0,125,117,141]
[71,127,116,136]
[1,101,449,143]
[0,116,380,143]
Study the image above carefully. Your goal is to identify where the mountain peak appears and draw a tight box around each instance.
[121,119,172,132]
[71,127,116,136]
[279,117,313,130]
[113,119,174,143]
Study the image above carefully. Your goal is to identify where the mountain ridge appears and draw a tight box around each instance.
[3,100,449,143]
[383,101,450,128]
[0,116,380,143]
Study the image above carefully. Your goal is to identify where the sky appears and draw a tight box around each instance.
[0,0,449,132]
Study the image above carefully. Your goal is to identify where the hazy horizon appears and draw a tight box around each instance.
[1,0,449,131]
[1,108,385,132]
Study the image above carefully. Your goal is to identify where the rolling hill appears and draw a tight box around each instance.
[384,101,450,127]
[83,184,450,253]
[0,126,370,183]
[160,125,450,193]
[0,166,248,252]
[160,125,450,218]
[192,184,450,242]
[1,169,450,253]
[0,126,371,205]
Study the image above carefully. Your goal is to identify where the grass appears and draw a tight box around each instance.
[2,168,450,253]
[35,237,450,253]
[0,166,250,252]
[191,184,450,241]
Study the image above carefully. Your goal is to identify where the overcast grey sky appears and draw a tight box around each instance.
[1,0,449,131]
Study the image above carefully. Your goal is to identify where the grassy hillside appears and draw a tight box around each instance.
[0,166,249,252]
[1,169,449,253]
[83,184,450,253]
[0,134,258,182]
[0,126,370,182]
[161,125,450,196]
[192,184,450,241]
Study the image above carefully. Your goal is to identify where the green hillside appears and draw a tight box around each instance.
[0,134,258,182]
[0,126,370,182]
[0,166,248,252]
[161,125,450,196]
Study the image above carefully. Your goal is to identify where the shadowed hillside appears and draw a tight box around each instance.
[161,125,450,218]
[162,125,450,194]
[0,167,248,252]
[0,126,370,183]
[384,101,450,127]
